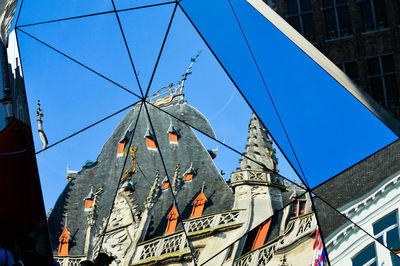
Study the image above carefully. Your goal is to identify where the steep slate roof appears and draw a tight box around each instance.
[48,95,234,255]
[313,139,400,237]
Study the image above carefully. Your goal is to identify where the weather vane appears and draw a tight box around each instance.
[178,50,202,93]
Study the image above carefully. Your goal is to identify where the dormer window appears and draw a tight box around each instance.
[291,194,306,217]
[144,128,157,151]
[165,205,179,234]
[83,187,95,211]
[58,226,70,256]
[117,130,131,157]
[167,123,179,144]
[183,163,197,182]
[162,177,170,191]
[251,218,271,250]
[191,192,207,218]
[117,140,126,157]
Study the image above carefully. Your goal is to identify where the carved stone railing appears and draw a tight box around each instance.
[234,243,276,266]
[133,210,243,265]
[54,256,86,266]
[231,170,284,188]
[234,212,316,266]
[136,231,190,264]
[184,210,241,234]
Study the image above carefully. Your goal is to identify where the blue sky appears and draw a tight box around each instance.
[13,0,398,210]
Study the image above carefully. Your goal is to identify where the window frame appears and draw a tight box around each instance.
[358,0,389,32]
[366,53,397,109]
[322,0,353,39]
[351,243,378,266]
[286,0,315,41]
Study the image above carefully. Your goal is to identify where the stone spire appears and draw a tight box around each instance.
[171,164,181,195]
[239,114,277,172]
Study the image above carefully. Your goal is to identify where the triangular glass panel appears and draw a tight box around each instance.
[17,30,138,151]
[17,0,114,26]
[36,104,133,211]
[313,195,400,265]
[179,0,398,188]
[313,140,400,262]
[114,0,174,11]
[19,13,143,96]
[117,3,175,90]
[144,6,306,188]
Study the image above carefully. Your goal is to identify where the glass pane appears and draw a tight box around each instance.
[367,57,381,76]
[337,6,352,36]
[385,74,399,108]
[118,4,175,90]
[288,16,302,33]
[180,0,398,188]
[19,13,143,95]
[18,30,137,151]
[387,227,400,250]
[324,9,338,39]
[287,0,299,15]
[373,212,398,235]
[17,0,113,26]
[322,0,334,8]
[391,252,400,266]
[114,0,172,10]
[360,1,374,31]
[370,77,385,105]
[302,13,315,40]
[345,61,358,80]
[300,0,312,12]
[351,244,377,266]
[382,55,395,73]
[373,0,388,29]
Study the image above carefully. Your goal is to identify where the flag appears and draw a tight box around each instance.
[312,227,326,266]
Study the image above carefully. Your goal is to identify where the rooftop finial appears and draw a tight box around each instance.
[36,100,48,150]
[178,50,202,93]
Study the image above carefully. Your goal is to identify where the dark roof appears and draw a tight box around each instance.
[48,97,234,256]
[313,139,400,237]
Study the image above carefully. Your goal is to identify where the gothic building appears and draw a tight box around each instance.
[49,87,320,265]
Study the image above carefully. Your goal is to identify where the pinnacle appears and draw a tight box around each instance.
[239,114,277,171]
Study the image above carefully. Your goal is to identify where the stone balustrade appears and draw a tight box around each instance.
[234,243,276,266]
[133,210,243,265]
[231,170,284,187]
[54,256,86,266]
[234,212,316,266]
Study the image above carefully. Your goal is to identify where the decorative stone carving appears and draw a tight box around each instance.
[171,164,181,195]
[144,170,160,210]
